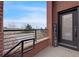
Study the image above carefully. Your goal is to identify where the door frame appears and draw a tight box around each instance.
[57,6,79,50]
[76,7,79,51]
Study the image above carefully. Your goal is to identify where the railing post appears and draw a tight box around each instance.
[33,39,35,48]
[21,41,24,57]
[35,29,37,41]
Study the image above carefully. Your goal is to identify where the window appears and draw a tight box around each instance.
[62,14,73,41]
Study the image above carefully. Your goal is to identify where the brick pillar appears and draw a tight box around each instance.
[0,1,3,56]
[47,1,53,46]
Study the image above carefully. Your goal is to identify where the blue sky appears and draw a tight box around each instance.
[4,1,47,29]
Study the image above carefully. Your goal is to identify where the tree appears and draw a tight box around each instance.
[25,24,32,30]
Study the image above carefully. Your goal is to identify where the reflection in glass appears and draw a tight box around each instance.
[62,14,72,41]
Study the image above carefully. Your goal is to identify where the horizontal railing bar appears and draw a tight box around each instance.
[4,40,33,46]
[4,38,34,43]
[4,37,40,41]
[4,39,34,47]
[4,33,34,36]
[4,39,34,46]
[22,38,35,42]
[4,34,35,39]
[4,29,48,31]
[4,34,35,38]
[4,32,35,35]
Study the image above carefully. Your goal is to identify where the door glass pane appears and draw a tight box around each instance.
[62,14,73,41]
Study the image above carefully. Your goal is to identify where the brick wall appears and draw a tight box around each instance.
[47,1,53,46]
[47,1,79,46]
[0,1,3,56]
[52,1,79,24]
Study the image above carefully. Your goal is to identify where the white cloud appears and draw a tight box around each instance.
[4,2,47,29]
[16,5,46,12]
[4,12,47,29]
[4,4,46,12]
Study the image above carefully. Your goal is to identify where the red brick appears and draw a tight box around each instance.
[47,1,79,46]
[0,1,3,56]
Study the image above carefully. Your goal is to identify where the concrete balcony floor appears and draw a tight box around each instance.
[34,46,79,57]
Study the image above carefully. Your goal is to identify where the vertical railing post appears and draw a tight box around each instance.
[33,39,35,48]
[21,41,24,57]
[35,29,37,41]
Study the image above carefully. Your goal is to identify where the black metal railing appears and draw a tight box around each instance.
[3,29,48,57]
[3,38,35,57]
[4,29,48,51]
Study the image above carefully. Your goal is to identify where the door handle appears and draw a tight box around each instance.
[74,28,77,37]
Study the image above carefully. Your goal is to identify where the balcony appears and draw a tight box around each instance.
[3,28,79,57]
[35,46,79,57]
[3,29,48,57]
